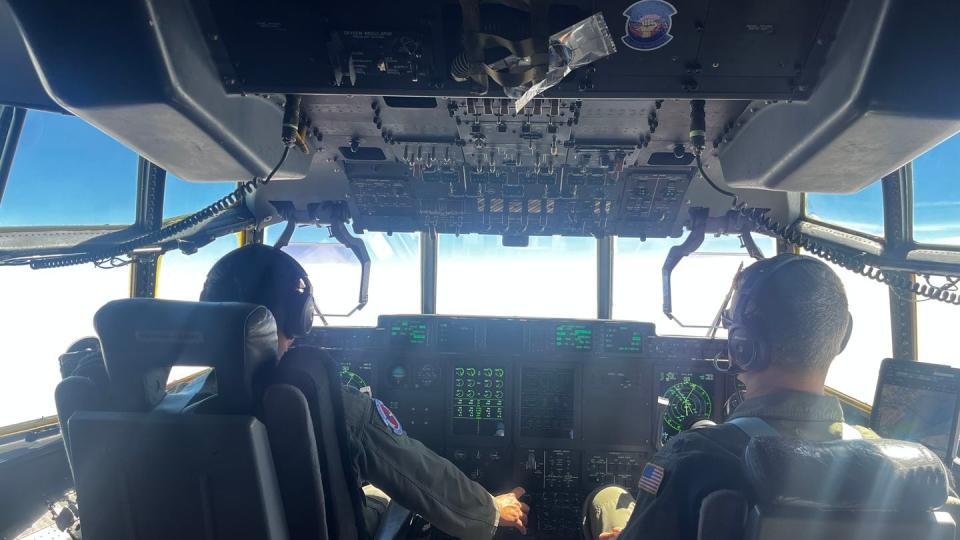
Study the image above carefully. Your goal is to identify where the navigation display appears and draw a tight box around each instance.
[872,359,960,461]
[453,366,507,437]
[658,370,715,444]
[555,324,593,352]
[389,319,428,346]
[339,360,373,395]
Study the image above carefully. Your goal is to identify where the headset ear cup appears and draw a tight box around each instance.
[300,295,316,336]
[728,326,757,371]
[838,313,853,354]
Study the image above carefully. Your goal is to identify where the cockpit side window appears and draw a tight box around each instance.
[0,265,128,427]
[918,300,960,369]
[0,110,139,227]
[157,235,239,301]
[912,131,960,247]
[812,256,893,404]
[163,172,233,220]
[805,182,885,238]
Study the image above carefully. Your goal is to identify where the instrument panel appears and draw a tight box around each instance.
[301,315,736,538]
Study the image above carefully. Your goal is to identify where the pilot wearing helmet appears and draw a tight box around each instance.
[199,243,529,540]
[582,254,877,540]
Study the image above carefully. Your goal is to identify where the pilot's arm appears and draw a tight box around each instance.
[617,432,746,540]
[341,387,527,540]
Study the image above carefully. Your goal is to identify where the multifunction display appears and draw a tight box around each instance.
[602,324,645,353]
[555,324,592,352]
[453,366,506,437]
[521,367,575,439]
[389,319,427,345]
[658,370,716,443]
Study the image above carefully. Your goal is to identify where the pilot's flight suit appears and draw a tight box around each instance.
[584,390,877,540]
[340,386,500,540]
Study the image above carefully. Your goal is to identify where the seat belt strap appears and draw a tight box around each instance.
[727,416,780,438]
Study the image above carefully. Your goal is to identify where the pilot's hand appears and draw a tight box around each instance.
[494,487,530,535]
[599,527,623,540]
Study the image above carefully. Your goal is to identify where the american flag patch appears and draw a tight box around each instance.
[638,462,665,495]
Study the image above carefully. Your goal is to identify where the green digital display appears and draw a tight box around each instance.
[390,320,428,345]
[453,366,506,437]
[602,325,644,353]
[555,324,593,351]
[658,370,715,444]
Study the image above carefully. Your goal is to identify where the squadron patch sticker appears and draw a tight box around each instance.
[638,462,665,495]
[621,0,677,51]
[375,399,404,435]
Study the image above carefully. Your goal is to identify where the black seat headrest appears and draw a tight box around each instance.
[745,437,949,512]
[94,299,278,413]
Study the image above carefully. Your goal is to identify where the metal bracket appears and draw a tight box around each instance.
[130,158,166,298]
[739,226,765,260]
[662,207,709,323]
[321,214,371,318]
[0,107,27,207]
[273,218,297,249]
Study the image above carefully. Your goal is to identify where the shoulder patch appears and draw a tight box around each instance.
[374,399,404,435]
[638,462,665,495]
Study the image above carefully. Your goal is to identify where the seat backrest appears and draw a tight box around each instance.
[743,505,955,540]
[64,299,290,539]
[69,410,288,540]
[262,384,330,540]
[94,298,279,414]
[264,346,366,540]
[697,436,956,540]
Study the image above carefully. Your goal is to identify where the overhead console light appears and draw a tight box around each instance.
[717,0,960,193]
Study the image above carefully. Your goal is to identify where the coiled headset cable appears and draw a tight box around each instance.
[735,205,960,306]
[30,146,291,270]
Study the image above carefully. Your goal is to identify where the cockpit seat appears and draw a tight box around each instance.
[698,437,955,540]
[64,299,288,540]
[262,345,368,540]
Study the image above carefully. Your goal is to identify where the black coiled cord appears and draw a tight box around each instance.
[31,146,291,270]
[738,205,960,306]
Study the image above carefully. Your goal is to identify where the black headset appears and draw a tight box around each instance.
[200,244,317,338]
[721,254,853,372]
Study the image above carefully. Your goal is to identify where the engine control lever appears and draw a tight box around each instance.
[662,207,708,323]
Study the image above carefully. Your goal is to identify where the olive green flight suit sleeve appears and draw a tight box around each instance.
[340,387,499,540]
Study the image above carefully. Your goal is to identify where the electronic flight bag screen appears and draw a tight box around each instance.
[452,365,506,437]
[871,359,960,461]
